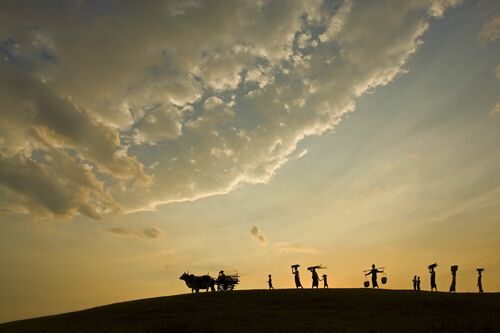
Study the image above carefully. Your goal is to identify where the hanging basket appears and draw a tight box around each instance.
[381,276,387,285]
[363,280,370,288]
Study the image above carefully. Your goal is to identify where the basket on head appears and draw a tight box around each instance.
[381,276,387,284]
[477,268,484,272]
[450,265,458,273]
[428,263,437,270]
[364,281,370,288]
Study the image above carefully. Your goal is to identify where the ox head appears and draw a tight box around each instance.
[179,272,189,280]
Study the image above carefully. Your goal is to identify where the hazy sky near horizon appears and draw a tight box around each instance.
[1,0,499,323]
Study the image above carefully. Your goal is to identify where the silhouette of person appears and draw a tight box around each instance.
[449,272,456,292]
[310,267,319,288]
[268,274,274,290]
[477,269,483,293]
[449,266,457,293]
[413,275,417,291]
[417,276,421,291]
[218,270,226,291]
[321,274,329,288]
[429,267,437,291]
[293,267,303,289]
[365,264,383,288]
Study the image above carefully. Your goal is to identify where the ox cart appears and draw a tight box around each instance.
[180,271,240,293]
[216,272,240,291]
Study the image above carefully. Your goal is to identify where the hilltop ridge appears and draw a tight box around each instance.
[1,289,499,333]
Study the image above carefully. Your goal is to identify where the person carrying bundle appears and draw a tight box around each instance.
[310,267,319,288]
[308,265,326,288]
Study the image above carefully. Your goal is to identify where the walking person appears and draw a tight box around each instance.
[267,274,274,290]
[310,267,319,288]
[477,268,484,293]
[322,274,329,288]
[428,263,438,291]
[291,265,303,289]
[413,275,417,291]
[365,264,384,289]
[449,265,458,293]
[417,276,421,291]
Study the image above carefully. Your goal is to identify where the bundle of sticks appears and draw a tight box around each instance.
[307,265,327,271]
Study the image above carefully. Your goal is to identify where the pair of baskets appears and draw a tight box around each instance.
[363,275,387,287]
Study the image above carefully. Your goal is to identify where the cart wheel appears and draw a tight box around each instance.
[229,284,235,291]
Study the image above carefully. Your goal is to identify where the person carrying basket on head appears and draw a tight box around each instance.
[291,264,303,289]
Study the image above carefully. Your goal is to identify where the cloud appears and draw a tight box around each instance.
[0,0,461,220]
[297,149,309,159]
[273,242,318,254]
[489,102,500,116]
[478,15,500,44]
[427,0,462,18]
[250,225,318,254]
[108,228,161,239]
[250,225,266,244]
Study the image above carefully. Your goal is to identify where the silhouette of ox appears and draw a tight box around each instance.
[179,272,216,293]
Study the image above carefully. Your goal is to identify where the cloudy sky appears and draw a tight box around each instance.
[1,0,499,322]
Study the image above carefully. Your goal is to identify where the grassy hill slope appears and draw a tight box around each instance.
[1,289,499,333]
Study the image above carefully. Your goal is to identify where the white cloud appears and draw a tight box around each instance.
[428,0,462,18]
[0,0,461,220]
[297,149,309,159]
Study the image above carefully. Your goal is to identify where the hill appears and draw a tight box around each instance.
[1,289,499,332]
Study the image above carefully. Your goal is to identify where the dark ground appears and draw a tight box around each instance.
[1,289,499,333]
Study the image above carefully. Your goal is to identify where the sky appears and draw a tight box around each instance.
[0,0,499,323]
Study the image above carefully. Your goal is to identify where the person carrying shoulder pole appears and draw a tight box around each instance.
[365,264,384,288]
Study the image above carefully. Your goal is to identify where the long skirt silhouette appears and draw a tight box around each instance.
[295,273,303,288]
[449,277,456,292]
[430,272,437,291]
